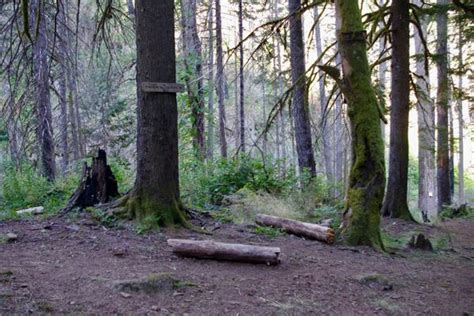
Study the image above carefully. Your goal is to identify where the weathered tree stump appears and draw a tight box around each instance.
[61,149,119,214]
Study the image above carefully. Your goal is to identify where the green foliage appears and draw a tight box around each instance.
[181,157,291,208]
[254,226,285,238]
[108,157,134,193]
[1,161,79,219]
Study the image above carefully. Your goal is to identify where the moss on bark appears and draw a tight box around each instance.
[336,0,385,250]
[126,189,187,228]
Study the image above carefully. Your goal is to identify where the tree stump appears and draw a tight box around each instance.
[61,149,119,214]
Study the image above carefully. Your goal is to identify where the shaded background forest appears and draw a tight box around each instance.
[0,0,473,225]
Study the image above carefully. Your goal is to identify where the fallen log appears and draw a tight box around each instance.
[167,239,280,265]
[255,214,335,244]
[16,206,44,216]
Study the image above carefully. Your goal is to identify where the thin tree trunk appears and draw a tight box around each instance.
[449,103,455,196]
[335,0,385,249]
[216,0,227,158]
[66,1,80,160]
[381,0,412,220]
[314,6,333,186]
[58,0,69,174]
[238,0,245,153]
[207,2,215,160]
[31,0,56,181]
[436,0,451,210]
[127,0,187,226]
[288,0,316,177]
[378,0,387,143]
[181,0,206,159]
[276,2,286,174]
[457,25,465,203]
[414,0,437,221]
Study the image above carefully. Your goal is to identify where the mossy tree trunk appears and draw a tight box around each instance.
[128,0,187,227]
[335,0,384,249]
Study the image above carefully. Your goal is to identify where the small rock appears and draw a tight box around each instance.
[6,233,18,242]
[151,305,159,311]
[20,283,28,288]
[16,206,44,216]
[66,224,80,232]
[69,301,75,305]
[120,292,132,298]
[320,219,333,227]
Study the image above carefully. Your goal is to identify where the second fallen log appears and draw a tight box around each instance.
[167,239,280,265]
[256,214,335,244]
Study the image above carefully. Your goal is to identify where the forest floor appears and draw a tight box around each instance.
[0,212,473,315]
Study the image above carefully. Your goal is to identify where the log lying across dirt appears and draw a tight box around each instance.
[167,239,280,265]
[255,214,335,244]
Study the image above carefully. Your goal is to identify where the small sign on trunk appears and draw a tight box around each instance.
[141,82,185,93]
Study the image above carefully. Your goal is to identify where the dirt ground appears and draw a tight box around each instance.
[1,213,473,315]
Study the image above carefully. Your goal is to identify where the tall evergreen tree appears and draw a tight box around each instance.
[414,0,437,220]
[335,0,385,249]
[381,0,413,220]
[126,0,187,225]
[288,0,316,177]
[436,0,451,210]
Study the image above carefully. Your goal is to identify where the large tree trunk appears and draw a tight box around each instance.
[216,0,227,158]
[414,0,437,221]
[314,6,333,187]
[127,0,187,226]
[168,239,280,265]
[436,0,451,210]
[288,0,316,177]
[381,0,413,220]
[31,0,56,181]
[457,25,465,203]
[207,2,215,160]
[58,0,69,174]
[181,0,206,159]
[238,0,245,153]
[335,0,385,249]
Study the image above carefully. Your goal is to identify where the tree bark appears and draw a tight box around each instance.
[181,0,206,159]
[168,239,281,265]
[256,214,335,244]
[381,0,413,220]
[457,25,465,203]
[314,6,333,187]
[288,0,316,177]
[127,0,187,226]
[216,0,228,158]
[238,0,245,153]
[207,2,215,160]
[414,0,437,221]
[335,0,385,249]
[57,0,69,174]
[31,0,56,181]
[436,0,451,210]
[66,1,80,160]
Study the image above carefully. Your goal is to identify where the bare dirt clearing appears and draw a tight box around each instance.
[1,215,473,315]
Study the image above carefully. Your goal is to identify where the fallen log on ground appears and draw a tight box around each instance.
[255,214,335,244]
[167,239,280,265]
